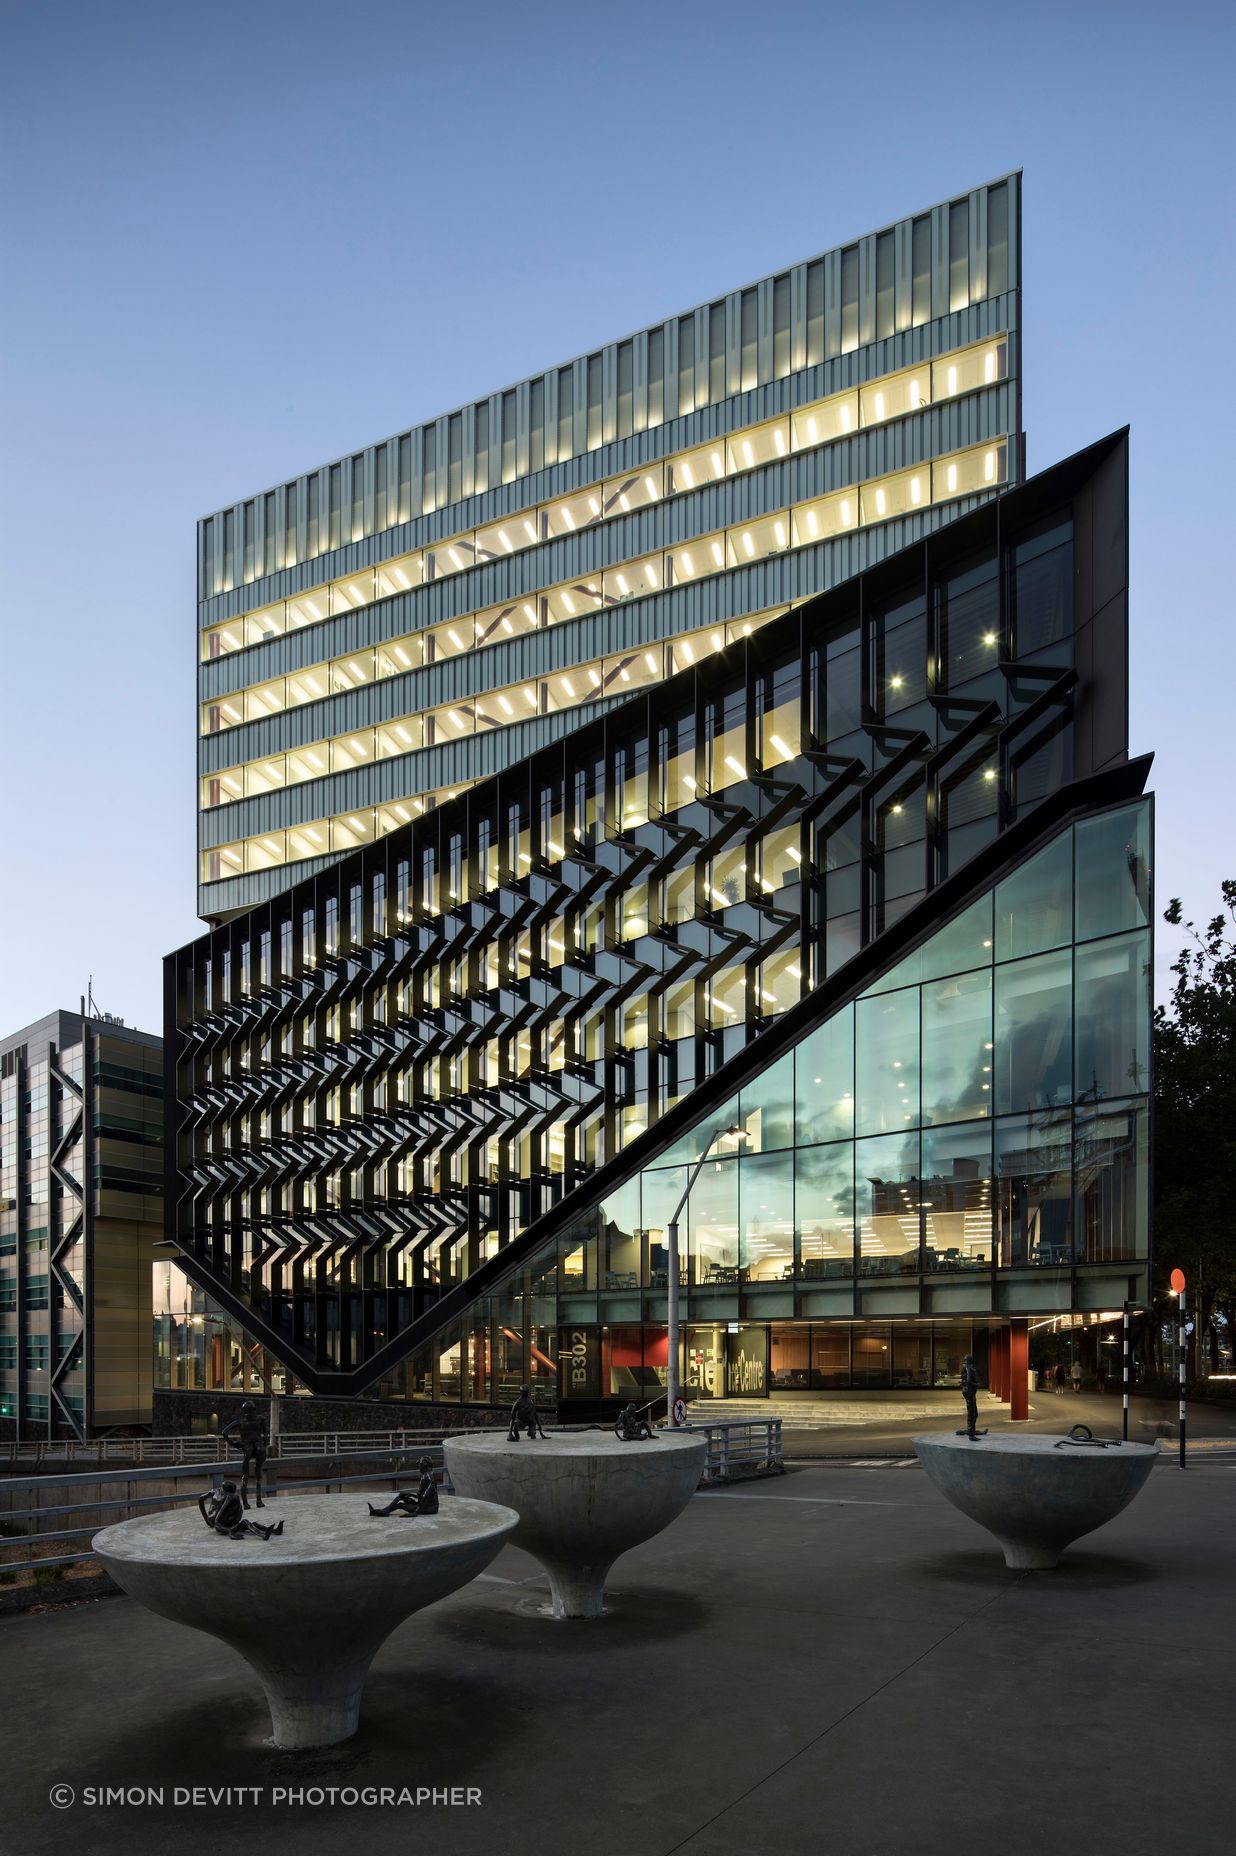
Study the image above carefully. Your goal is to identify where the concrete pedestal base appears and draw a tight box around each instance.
[93,1492,517,1748]
[913,1432,1158,1569]
[444,1430,706,1618]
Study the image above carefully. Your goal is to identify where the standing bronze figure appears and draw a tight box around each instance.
[369,1457,441,1518]
[957,1354,986,1440]
[199,1480,284,1541]
[507,1384,548,1441]
[220,1400,270,1508]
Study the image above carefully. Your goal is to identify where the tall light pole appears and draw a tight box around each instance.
[665,1122,748,1428]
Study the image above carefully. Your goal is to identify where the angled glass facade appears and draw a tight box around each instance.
[385,798,1148,1407]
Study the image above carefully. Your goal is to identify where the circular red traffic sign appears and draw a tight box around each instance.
[1170,1268,1186,1294]
[672,1395,687,1426]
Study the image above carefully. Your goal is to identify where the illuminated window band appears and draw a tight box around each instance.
[202,436,1007,751]
[201,339,1007,665]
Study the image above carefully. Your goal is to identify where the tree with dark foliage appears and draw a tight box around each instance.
[1154,882,1236,1378]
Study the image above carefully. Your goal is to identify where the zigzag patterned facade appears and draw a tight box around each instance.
[165,433,1140,1399]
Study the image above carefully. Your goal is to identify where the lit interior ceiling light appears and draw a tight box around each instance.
[839,404,852,431]
[725,755,747,779]
[680,463,694,489]
[773,428,786,456]
[561,676,575,699]
[874,392,886,420]
[588,667,601,686]
[984,451,996,482]
[646,563,659,588]
[983,632,998,646]
[711,541,724,567]
[589,496,600,516]
[619,667,630,681]
[524,687,536,706]
[561,507,575,530]
[502,616,514,634]
[395,724,411,743]
[449,711,466,731]
[890,674,904,690]
[985,351,996,383]
[448,630,465,651]
[947,464,958,493]
[562,594,575,614]
[221,630,239,650]
[806,509,819,538]
[983,769,996,782]
[742,532,755,557]
[711,633,723,652]
[770,735,792,759]
[615,573,629,595]
[875,487,887,516]
[742,441,754,468]
[348,584,364,603]
[788,846,802,864]
[394,567,410,589]
[711,451,723,475]
[681,642,694,664]
[645,653,659,674]
[394,645,410,666]
[499,530,513,552]
[304,600,321,620]
[774,521,786,548]
[947,366,958,395]
[840,499,852,525]
[221,702,241,721]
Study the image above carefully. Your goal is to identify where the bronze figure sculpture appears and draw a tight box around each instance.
[507,1384,547,1441]
[368,1457,441,1517]
[957,1353,986,1440]
[219,1399,270,1508]
[615,1402,657,1442]
[198,1480,284,1541]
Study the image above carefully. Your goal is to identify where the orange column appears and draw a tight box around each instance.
[1008,1318,1029,1421]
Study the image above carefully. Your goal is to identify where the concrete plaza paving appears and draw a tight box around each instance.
[2,1449,1231,1856]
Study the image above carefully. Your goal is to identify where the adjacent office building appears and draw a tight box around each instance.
[166,177,1151,1419]
[0,1011,163,1440]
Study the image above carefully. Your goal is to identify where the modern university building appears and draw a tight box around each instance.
[164,174,1152,1425]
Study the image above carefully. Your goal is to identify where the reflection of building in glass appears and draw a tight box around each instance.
[0,1011,161,1441]
[164,422,1151,1417]
[196,178,1021,922]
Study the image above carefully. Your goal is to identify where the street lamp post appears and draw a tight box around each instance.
[665,1122,748,1429]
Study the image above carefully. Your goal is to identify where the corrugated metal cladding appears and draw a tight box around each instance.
[197,485,995,869]
[198,377,1014,707]
[197,172,1017,616]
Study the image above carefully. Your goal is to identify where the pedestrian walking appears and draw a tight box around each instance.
[1070,1358,1082,1394]
[1054,1363,1065,1394]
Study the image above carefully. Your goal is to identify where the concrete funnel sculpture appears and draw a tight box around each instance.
[913,1431,1157,1569]
[94,1491,517,1748]
[444,1429,706,1617]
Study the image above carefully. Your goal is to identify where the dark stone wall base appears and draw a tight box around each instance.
[152,1389,523,1437]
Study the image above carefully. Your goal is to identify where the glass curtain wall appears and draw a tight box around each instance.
[374,798,1151,1406]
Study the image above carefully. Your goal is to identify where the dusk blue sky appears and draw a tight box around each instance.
[1,0,1231,1037]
